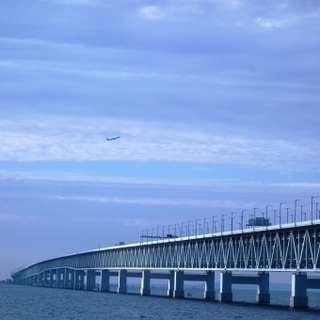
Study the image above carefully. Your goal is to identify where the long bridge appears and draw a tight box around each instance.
[11,203,320,309]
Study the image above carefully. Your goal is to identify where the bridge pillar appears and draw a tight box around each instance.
[43,270,49,286]
[49,270,55,287]
[69,269,75,289]
[140,270,151,296]
[290,273,308,308]
[63,268,68,288]
[39,272,44,286]
[219,271,232,302]
[27,275,30,286]
[117,269,127,294]
[204,271,215,300]
[167,271,174,297]
[56,269,64,288]
[101,270,110,292]
[52,269,59,288]
[86,270,98,291]
[63,268,73,289]
[256,272,270,304]
[74,270,85,290]
[173,271,184,298]
[33,274,38,286]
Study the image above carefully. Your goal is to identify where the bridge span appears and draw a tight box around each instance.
[11,220,320,309]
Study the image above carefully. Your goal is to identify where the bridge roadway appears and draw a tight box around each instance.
[11,220,320,309]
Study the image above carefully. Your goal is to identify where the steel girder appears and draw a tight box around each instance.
[11,223,320,281]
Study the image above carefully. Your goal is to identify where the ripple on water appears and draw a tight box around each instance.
[0,284,319,320]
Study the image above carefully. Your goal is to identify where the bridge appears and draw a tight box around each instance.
[11,209,320,309]
[11,220,320,308]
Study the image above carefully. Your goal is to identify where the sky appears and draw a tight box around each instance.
[1,0,320,281]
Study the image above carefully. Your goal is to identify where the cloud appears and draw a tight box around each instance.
[54,194,235,208]
[139,6,167,20]
[0,114,319,173]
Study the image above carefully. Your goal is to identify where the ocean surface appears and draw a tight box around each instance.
[1,283,320,320]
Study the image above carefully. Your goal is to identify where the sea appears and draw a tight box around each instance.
[1,283,320,320]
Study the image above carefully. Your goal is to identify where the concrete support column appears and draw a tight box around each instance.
[29,275,34,286]
[117,269,127,294]
[63,268,73,289]
[167,271,174,297]
[140,270,151,296]
[33,274,38,286]
[204,271,215,300]
[43,270,49,286]
[219,271,233,302]
[86,270,97,291]
[39,272,44,286]
[290,273,308,308]
[49,270,55,287]
[101,270,110,292]
[56,269,63,288]
[173,270,184,298]
[74,270,85,290]
[256,272,270,304]
[69,269,75,289]
[53,269,58,287]
[64,268,69,289]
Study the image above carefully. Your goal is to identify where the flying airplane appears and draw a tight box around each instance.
[106,136,120,141]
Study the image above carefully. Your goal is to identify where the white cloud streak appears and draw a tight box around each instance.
[54,194,236,208]
[0,115,318,173]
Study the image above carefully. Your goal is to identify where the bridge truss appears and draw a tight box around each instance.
[12,221,320,280]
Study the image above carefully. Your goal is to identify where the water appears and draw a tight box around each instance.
[1,284,320,320]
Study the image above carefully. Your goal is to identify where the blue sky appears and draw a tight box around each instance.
[1,0,320,280]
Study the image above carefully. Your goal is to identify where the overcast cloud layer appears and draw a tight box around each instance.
[1,0,320,280]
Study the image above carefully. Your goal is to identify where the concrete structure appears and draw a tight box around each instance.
[11,220,320,309]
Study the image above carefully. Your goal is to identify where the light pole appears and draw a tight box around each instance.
[195,219,200,238]
[279,202,286,228]
[266,205,272,226]
[211,216,215,234]
[273,209,278,225]
[180,222,185,237]
[316,203,319,220]
[188,221,191,237]
[294,199,301,226]
[284,208,291,223]
[203,217,208,236]
[221,214,225,234]
[311,196,319,223]
[253,208,259,232]
[231,212,236,233]
[241,210,247,232]
[299,204,305,222]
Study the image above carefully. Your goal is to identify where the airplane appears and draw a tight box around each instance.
[106,136,120,141]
